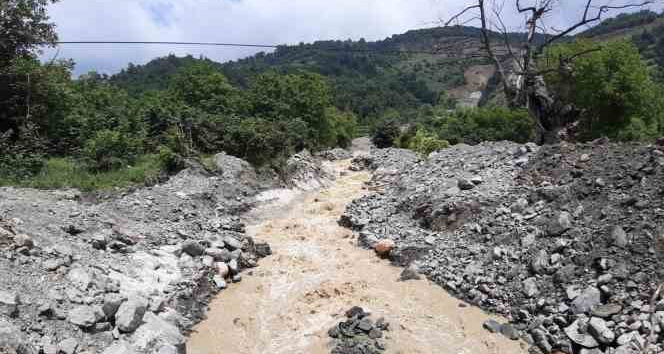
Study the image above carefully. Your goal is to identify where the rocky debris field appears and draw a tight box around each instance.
[327,306,390,354]
[341,141,664,354]
[0,150,335,354]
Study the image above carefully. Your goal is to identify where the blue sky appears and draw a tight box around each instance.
[39,0,664,76]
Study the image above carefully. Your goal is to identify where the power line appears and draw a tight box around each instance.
[39,40,455,55]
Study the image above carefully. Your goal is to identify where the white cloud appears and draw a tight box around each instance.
[40,0,664,75]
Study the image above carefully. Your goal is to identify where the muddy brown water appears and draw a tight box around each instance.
[187,159,527,354]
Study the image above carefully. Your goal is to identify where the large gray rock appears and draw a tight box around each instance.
[115,296,148,333]
[588,317,614,344]
[547,211,572,236]
[0,318,29,350]
[0,290,19,317]
[181,240,205,257]
[131,312,185,352]
[66,267,92,291]
[68,305,102,328]
[611,226,628,248]
[571,287,601,314]
[565,318,599,348]
[58,338,79,354]
[102,341,137,354]
[102,293,125,319]
[522,278,539,298]
[212,151,257,182]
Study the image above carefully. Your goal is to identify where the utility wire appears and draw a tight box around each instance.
[37,40,471,56]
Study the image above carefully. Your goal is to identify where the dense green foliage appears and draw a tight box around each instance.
[0,3,357,190]
[381,105,533,154]
[544,40,664,141]
[396,127,449,156]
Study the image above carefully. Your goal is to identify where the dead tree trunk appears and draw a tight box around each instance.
[445,0,655,144]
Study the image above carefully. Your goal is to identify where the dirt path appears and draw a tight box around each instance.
[187,158,527,354]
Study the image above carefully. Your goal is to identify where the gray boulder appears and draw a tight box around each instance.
[522,278,539,298]
[0,290,19,317]
[181,240,205,257]
[611,226,629,248]
[588,317,615,344]
[571,287,601,314]
[58,338,79,354]
[68,305,102,328]
[102,293,125,319]
[131,312,185,352]
[115,296,148,333]
[565,318,599,348]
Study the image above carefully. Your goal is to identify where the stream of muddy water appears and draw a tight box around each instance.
[187,157,526,354]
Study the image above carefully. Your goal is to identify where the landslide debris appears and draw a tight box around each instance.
[0,149,335,354]
[328,306,390,354]
[341,141,664,354]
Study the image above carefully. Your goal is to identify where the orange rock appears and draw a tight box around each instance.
[216,262,230,277]
[374,239,395,257]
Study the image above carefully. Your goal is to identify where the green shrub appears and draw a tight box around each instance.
[82,130,143,172]
[371,120,401,148]
[157,145,183,173]
[429,106,534,145]
[408,128,449,156]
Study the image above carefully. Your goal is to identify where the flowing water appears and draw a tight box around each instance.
[187,157,527,354]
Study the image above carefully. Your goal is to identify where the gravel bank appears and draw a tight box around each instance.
[0,150,334,354]
[341,141,664,354]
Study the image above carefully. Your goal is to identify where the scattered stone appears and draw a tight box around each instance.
[374,239,395,257]
[571,287,602,315]
[0,291,19,317]
[213,275,227,290]
[254,242,272,257]
[181,240,205,257]
[588,317,615,345]
[458,178,476,190]
[68,305,100,328]
[115,296,148,333]
[611,226,628,248]
[399,264,421,281]
[483,319,502,333]
[591,303,622,318]
[328,306,390,353]
[565,319,599,348]
[102,293,125,319]
[522,278,539,298]
[13,234,34,249]
[215,262,230,277]
[58,338,79,354]
[500,323,520,340]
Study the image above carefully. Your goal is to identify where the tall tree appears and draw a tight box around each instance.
[1,0,60,136]
[444,0,657,143]
[0,0,59,67]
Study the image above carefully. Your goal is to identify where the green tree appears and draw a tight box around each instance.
[544,40,664,140]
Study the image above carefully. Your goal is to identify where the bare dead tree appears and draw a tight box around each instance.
[443,0,658,144]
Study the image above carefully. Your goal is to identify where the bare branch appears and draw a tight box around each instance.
[445,4,481,26]
[537,0,657,52]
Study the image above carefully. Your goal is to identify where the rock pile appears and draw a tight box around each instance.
[328,306,390,354]
[0,150,319,354]
[316,148,353,161]
[341,141,664,354]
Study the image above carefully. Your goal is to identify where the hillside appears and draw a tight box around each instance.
[109,26,533,122]
[107,13,664,125]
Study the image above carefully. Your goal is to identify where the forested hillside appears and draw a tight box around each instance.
[109,26,541,123]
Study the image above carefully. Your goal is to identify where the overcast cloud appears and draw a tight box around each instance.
[39,0,663,76]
